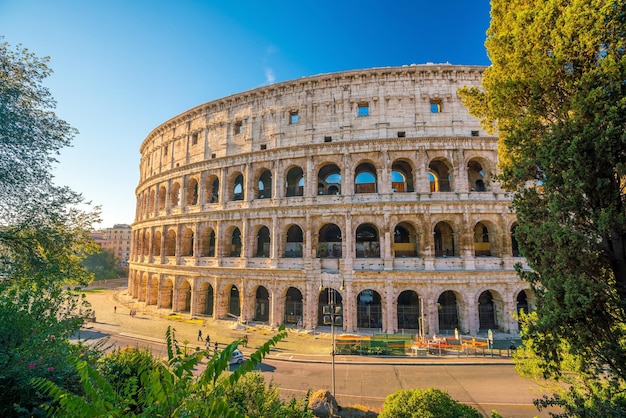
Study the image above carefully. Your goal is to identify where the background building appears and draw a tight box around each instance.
[103,224,131,267]
[129,64,533,336]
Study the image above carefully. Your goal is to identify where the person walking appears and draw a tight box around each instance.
[205,334,211,348]
[198,329,203,341]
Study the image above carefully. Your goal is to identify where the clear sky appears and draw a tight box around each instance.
[0,0,491,228]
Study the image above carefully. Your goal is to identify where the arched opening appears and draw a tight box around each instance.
[318,288,343,327]
[468,160,487,192]
[158,186,167,210]
[198,282,214,316]
[285,225,303,257]
[228,228,242,257]
[139,275,147,302]
[285,287,303,324]
[438,291,459,331]
[511,224,521,257]
[181,228,194,257]
[434,222,455,257]
[256,226,270,257]
[393,222,418,257]
[357,289,382,328]
[478,290,496,331]
[160,279,174,309]
[318,164,342,195]
[254,286,270,322]
[142,231,150,256]
[391,160,414,192]
[397,290,420,331]
[186,178,199,205]
[232,173,244,201]
[516,290,529,329]
[179,281,191,313]
[153,231,162,257]
[355,223,380,258]
[318,223,342,258]
[429,160,451,192]
[354,163,377,193]
[170,182,181,207]
[205,176,219,203]
[285,166,304,197]
[258,169,272,199]
[149,189,155,213]
[474,222,492,256]
[165,229,176,257]
[228,285,241,317]
[200,227,216,257]
[148,277,158,305]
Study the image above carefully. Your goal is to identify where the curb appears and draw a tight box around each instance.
[117,332,515,366]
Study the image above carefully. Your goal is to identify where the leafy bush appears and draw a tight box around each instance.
[379,387,482,418]
[32,326,300,417]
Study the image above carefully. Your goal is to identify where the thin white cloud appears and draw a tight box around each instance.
[265,67,275,84]
[263,44,278,85]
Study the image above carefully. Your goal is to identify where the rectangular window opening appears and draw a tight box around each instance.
[211,153,216,159]
[397,131,406,138]
[430,100,442,113]
[324,136,332,143]
[191,133,198,145]
[260,144,267,150]
[358,103,369,117]
[290,111,299,124]
[234,121,243,135]
[471,130,479,137]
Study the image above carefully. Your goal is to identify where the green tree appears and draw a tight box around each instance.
[460,0,626,414]
[82,247,124,281]
[378,388,482,418]
[0,39,99,416]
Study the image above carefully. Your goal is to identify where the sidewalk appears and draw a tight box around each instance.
[83,279,514,366]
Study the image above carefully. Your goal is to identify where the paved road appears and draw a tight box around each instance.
[79,327,552,418]
[81,280,556,417]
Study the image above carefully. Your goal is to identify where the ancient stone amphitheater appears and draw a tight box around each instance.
[129,64,532,336]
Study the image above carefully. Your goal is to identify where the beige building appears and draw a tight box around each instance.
[104,224,131,266]
[129,64,533,336]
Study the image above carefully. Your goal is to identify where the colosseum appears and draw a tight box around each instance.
[129,64,533,337]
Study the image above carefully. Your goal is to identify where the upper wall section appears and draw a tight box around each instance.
[138,64,487,184]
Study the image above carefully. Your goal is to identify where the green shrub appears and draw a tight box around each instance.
[379,387,482,418]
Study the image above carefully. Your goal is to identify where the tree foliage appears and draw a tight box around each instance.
[0,38,99,416]
[32,326,314,417]
[459,0,626,414]
[82,247,125,281]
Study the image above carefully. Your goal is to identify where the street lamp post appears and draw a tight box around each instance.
[321,285,343,398]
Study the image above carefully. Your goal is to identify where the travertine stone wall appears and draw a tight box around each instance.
[129,64,533,336]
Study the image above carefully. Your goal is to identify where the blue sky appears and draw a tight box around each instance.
[0,0,491,228]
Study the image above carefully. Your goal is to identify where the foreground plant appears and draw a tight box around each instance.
[32,326,306,417]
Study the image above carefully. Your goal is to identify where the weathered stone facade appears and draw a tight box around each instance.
[129,64,533,336]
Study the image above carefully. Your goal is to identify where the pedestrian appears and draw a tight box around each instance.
[214,341,218,353]
[198,329,203,341]
[242,334,248,347]
[114,305,117,314]
[205,334,211,347]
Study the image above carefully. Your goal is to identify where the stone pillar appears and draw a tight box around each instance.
[274,159,284,199]
[241,217,249,259]
[385,283,395,334]
[343,153,354,196]
[306,155,315,197]
[271,215,279,267]
[244,163,252,202]
[416,150,430,194]
[219,167,227,205]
